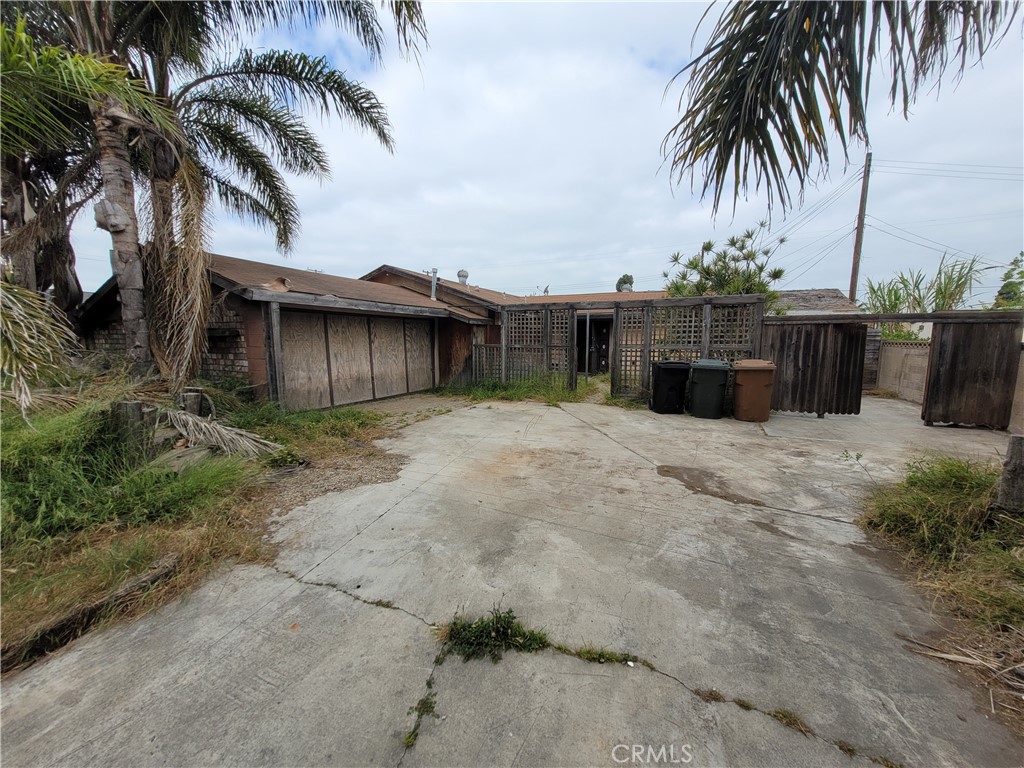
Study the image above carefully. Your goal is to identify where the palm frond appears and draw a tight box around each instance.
[192,121,301,250]
[174,49,393,151]
[0,18,180,155]
[0,281,79,416]
[663,1,1021,215]
[163,408,283,458]
[185,88,331,179]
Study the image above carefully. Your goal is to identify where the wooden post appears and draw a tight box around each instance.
[609,306,621,395]
[263,302,284,403]
[996,435,1024,514]
[500,310,508,383]
[701,301,713,359]
[640,305,654,395]
[181,387,203,415]
[109,400,146,453]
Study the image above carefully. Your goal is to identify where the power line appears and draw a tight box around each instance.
[865,216,1005,266]
[873,169,1024,182]
[874,158,1023,171]
[780,230,854,287]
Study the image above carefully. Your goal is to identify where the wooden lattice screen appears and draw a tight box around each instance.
[611,297,764,397]
[496,308,577,387]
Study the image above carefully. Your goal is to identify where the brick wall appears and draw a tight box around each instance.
[200,294,249,382]
[85,321,126,354]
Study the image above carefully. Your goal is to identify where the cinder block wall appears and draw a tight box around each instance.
[876,341,930,403]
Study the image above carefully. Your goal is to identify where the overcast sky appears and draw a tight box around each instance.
[71,2,1024,304]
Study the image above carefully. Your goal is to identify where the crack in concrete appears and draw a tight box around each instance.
[272,566,435,628]
[273,564,906,765]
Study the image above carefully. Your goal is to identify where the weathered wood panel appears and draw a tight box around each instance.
[922,321,1022,429]
[371,318,408,398]
[761,323,866,415]
[405,320,434,392]
[327,315,373,405]
[280,310,330,410]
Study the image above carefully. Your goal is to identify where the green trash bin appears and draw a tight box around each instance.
[689,358,730,419]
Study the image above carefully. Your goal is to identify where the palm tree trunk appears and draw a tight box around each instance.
[92,98,151,369]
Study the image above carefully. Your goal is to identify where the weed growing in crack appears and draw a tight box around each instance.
[835,740,858,757]
[404,691,439,748]
[733,699,754,711]
[693,688,725,703]
[562,645,639,665]
[436,607,549,664]
[768,709,814,736]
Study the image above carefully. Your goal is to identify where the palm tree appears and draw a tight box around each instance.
[663,2,1020,215]
[1,18,177,303]
[0,19,175,412]
[6,1,427,382]
[138,44,397,383]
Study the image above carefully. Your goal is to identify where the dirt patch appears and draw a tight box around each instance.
[657,465,764,507]
[265,448,408,512]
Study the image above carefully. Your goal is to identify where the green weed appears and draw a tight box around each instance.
[859,457,1022,626]
[436,377,594,407]
[224,402,383,457]
[404,691,439,748]
[436,607,550,664]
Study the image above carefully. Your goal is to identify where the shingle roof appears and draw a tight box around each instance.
[361,264,522,306]
[211,254,444,309]
[776,288,860,313]
[520,290,667,303]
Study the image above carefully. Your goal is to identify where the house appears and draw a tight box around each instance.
[79,255,482,409]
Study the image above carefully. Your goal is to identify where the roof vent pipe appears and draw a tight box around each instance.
[430,268,438,300]
[457,269,469,285]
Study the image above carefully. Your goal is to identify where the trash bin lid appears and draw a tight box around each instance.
[733,359,776,370]
[692,358,731,369]
[655,360,692,369]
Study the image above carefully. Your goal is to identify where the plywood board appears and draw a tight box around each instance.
[371,318,407,398]
[327,315,374,405]
[280,311,330,410]
[405,320,434,391]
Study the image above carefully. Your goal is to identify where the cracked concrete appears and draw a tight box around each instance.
[2,397,1019,767]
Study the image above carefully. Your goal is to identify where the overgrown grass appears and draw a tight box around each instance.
[603,393,648,410]
[435,377,595,407]
[0,397,264,657]
[1,406,253,541]
[435,607,550,663]
[224,401,384,458]
[859,457,1023,626]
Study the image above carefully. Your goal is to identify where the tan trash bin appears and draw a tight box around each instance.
[732,359,776,422]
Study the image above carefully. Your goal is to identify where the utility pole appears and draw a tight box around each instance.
[848,151,872,302]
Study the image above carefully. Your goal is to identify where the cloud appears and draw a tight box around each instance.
[72,3,1023,305]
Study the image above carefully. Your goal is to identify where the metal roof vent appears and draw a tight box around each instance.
[457,269,469,285]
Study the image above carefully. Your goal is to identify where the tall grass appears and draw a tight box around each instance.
[1,405,252,542]
[437,376,595,406]
[859,457,1023,626]
[224,402,383,458]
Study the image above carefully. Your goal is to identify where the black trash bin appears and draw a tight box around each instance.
[649,361,691,414]
[689,358,730,419]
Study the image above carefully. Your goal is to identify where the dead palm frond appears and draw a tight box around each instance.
[0,389,80,412]
[663,1,1021,215]
[0,281,79,416]
[163,409,282,458]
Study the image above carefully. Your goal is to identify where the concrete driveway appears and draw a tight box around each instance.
[2,398,1018,767]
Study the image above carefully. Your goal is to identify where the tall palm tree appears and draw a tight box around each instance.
[0,19,176,411]
[663,1,1020,215]
[5,1,426,382]
[136,42,397,383]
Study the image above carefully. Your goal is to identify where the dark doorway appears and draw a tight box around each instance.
[577,316,611,374]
